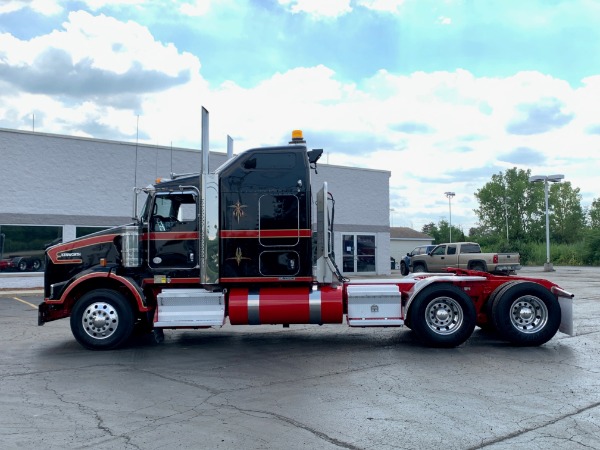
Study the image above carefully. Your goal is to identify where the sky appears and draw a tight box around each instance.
[1,0,599,233]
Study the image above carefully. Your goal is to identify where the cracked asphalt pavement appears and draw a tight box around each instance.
[1,267,599,449]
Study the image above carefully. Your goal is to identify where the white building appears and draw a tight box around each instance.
[390,227,435,264]
[0,128,392,275]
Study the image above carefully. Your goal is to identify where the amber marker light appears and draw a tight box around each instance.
[289,129,306,144]
[100,258,107,267]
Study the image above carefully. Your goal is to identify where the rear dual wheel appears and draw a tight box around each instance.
[490,281,561,346]
[413,264,427,273]
[409,284,476,348]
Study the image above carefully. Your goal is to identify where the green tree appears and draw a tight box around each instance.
[422,220,465,243]
[589,198,600,229]
[474,168,587,246]
[474,168,543,243]
[422,222,440,242]
[548,182,585,243]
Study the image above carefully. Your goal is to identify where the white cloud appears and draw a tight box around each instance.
[178,0,212,17]
[1,10,199,77]
[81,0,147,10]
[1,8,598,232]
[358,0,405,13]
[0,0,62,15]
[278,0,352,18]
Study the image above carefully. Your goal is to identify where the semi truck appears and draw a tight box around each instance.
[38,109,574,350]
[0,234,44,272]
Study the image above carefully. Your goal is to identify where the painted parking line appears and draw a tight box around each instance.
[11,297,38,309]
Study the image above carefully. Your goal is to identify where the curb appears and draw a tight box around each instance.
[0,289,44,297]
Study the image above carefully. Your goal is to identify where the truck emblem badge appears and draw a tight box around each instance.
[371,305,379,313]
[227,247,251,266]
[57,252,82,260]
[230,201,247,223]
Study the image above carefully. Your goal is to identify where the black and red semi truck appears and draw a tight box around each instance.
[38,109,574,350]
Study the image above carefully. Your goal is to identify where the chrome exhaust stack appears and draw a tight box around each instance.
[200,107,219,284]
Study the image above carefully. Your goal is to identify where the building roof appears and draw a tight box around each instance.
[390,227,433,240]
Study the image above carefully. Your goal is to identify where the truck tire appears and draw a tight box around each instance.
[17,259,28,272]
[470,262,485,272]
[490,281,561,346]
[413,263,427,273]
[400,261,408,276]
[30,258,42,271]
[479,280,520,331]
[70,289,135,350]
[409,283,476,348]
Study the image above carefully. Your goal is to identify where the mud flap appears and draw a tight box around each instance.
[558,296,574,336]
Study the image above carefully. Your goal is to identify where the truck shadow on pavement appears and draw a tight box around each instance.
[35,326,574,359]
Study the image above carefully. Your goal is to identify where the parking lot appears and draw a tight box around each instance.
[1,267,599,449]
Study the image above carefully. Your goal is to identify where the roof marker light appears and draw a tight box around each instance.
[290,130,306,144]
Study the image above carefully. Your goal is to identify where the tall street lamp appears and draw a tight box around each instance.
[504,198,509,243]
[529,174,564,272]
[444,191,455,242]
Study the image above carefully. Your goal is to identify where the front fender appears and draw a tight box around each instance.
[44,269,148,313]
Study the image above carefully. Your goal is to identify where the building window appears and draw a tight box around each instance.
[0,225,62,271]
[341,233,376,273]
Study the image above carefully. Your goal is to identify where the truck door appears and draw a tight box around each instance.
[428,244,448,272]
[148,191,199,270]
[445,244,459,268]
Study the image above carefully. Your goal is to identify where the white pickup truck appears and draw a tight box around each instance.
[409,242,521,274]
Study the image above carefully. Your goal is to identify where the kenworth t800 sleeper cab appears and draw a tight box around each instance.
[38,111,574,349]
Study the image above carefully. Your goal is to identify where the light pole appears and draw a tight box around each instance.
[504,197,509,243]
[529,174,564,272]
[444,192,455,242]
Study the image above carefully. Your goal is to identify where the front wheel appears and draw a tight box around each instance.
[70,289,135,350]
[409,284,476,348]
[491,281,561,346]
[400,261,409,276]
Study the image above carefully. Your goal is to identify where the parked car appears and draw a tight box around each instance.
[400,244,436,275]
[410,242,521,274]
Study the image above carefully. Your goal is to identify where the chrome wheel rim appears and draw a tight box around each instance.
[425,297,463,335]
[81,302,119,340]
[509,295,548,333]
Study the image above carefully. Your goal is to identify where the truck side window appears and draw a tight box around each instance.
[462,244,480,253]
[447,245,457,255]
[432,246,446,256]
[178,203,196,222]
[151,193,197,232]
[243,152,296,170]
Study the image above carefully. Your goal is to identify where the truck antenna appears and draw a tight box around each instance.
[134,115,139,187]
